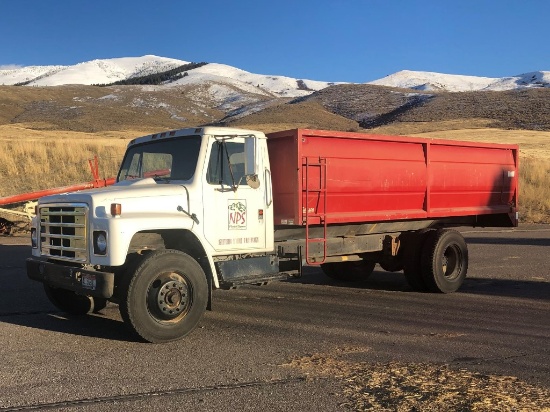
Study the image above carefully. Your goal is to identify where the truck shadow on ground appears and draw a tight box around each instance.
[289,268,409,292]
[0,243,139,342]
[289,268,550,301]
[0,308,139,342]
[2,242,546,342]
[459,277,550,301]
[0,242,30,266]
[465,237,550,247]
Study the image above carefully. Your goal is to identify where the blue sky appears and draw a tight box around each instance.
[1,0,548,82]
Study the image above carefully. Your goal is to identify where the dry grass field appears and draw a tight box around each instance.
[0,124,131,196]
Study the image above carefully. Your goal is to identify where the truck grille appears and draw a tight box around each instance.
[39,204,88,262]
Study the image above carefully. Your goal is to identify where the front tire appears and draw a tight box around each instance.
[119,250,208,343]
[421,229,468,293]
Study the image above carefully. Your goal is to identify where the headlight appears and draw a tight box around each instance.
[93,231,108,255]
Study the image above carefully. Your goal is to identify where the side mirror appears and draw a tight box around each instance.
[245,174,260,189]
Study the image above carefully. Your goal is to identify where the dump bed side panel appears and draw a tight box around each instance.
[266,129,518,227]
[428,143,517,217]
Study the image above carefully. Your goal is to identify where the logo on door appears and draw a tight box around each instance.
[228,200,247,230]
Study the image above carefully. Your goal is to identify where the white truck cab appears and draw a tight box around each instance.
[27,127,277,343]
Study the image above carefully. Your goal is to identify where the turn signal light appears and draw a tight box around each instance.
[111,203,122,216]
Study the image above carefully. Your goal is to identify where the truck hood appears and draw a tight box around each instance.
[38,178,194,218]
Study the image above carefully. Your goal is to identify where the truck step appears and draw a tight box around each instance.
[218,272,291,290]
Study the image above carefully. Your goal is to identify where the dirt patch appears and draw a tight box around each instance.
[284,349,550,411]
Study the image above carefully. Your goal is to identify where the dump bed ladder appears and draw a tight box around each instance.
[302,157,327,264]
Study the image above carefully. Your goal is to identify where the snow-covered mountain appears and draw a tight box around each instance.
[2,56,549,134]
[0,55,548,97]
[369,69,550,91]
[0,55,338,98]
[0,56,185,86]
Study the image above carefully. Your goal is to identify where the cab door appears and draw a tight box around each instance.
[202,137,268,253]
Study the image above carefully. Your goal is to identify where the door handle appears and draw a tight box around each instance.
[265,169,273,207]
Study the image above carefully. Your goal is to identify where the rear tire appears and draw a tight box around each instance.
[321,260,376,282]
[402,230,433,292]
[119,249,208,343]
[421,229,468,293]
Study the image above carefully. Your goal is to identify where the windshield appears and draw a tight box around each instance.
[117,136,202,182]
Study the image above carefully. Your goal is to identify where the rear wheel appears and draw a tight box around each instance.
[421,229,468,293]
[44,285,105,315]
[119,249,208,343]
[321,260,376,282]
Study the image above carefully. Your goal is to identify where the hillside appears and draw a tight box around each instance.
[2,55,549,135]
[2,82,549,136]
[0,84,227,132]
[231,84,550,132]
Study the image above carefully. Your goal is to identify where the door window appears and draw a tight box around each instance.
[206,141,247,186]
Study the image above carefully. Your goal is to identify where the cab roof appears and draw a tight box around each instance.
[128,126,266,146]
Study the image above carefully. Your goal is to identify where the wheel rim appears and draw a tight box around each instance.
[442,245,461,280]
[146,272,192,323]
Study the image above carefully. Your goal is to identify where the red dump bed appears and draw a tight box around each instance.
[266,129,518,227]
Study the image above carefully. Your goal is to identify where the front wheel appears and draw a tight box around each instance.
[119,249,208,343]
[421,229,468,293]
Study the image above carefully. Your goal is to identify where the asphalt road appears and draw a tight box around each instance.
[0,226,548,411]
